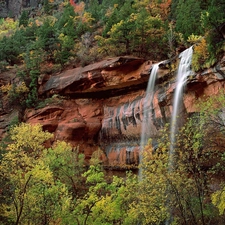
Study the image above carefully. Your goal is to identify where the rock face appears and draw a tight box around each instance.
[0,0,40,18]
[32,56,151,167]
[1,55,225,169]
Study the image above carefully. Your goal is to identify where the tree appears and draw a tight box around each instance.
[0,123,54,224]
[71,164,109,224]
[19,10,29,27]
[56,4,76,36]
[0,124,74,225]
[0,36,21,65]
[36,18,59,62]
[174,0,203,40]
[97,5,167,58]
[69,164,137,225]
[102,0,135,37]
[201,0,225,61]
[55,4,77,66]
[7,123,53,157]
[43,141,86,199]
[201,0,225,36]
[212,185,225,217]
[128,91,225,225]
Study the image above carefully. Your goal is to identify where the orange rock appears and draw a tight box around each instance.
[2,55,225,170]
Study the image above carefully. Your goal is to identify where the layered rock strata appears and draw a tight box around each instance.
[1,55,225,169]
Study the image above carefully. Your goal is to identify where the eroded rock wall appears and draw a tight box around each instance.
[1,55,225,169]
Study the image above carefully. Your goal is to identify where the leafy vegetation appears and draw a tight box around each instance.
[0,0,224,107]
[1,93,225,224]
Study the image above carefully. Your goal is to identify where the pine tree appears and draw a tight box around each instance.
[175,0,203,40]
[19,10,29,27]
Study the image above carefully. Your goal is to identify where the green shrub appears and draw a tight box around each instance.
[36,95,63,109]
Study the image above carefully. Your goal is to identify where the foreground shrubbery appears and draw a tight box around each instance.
[1,94,225,224]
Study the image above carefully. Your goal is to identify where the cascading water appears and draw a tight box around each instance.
[139,63,160,179]
[169,46,193,157]
[165,47,193,225]
[140,63,160,149]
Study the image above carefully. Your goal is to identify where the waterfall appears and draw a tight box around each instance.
[140,63,159,149]
[139,62,159,178]
[169,46,193,157]
[166,46,193,225]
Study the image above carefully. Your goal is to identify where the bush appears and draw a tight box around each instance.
[192,38,210,71]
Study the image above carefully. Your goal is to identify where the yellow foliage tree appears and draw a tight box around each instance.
[0,123,71,225]
[192,37,210,71]
[8,123,53,157]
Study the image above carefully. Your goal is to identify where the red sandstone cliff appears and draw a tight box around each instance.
[1,55,225,169]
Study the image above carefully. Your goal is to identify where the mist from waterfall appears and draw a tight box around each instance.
[140,63,159,149]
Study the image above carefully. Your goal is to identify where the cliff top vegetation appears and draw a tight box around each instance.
[0,0,224,110]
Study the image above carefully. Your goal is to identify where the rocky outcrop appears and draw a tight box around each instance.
[39,56,148,97]
[1,54,225,169]
[0,0,42,18]
[32,57,152,167]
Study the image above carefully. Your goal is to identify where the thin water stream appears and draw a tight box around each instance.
[169,46,193,159]
[140,63,160,149]
[139,63,160,178]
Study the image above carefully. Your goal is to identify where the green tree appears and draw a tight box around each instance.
[201,0,225,62]
[20,162,71,225]
[43,0,52,15]
[175,0,203,40]
[97,5,167,58]
[71,164,108,224]
[201,0,225,36]
[102,0,135,37]
[7,123,53,157]
[86,0,102,21]
[56,4,76,36]
[36,19,59,62]
[55,4,76,66]
[68,164,136,225]
[0,35,21,65]
[129,91,225,225]
[43,141,86,199]
[25,69,40,108]
[19,10,29,27]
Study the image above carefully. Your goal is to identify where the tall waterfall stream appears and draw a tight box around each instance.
[140,63,160,148]
[166,46,193,225]
[169,46,193,162]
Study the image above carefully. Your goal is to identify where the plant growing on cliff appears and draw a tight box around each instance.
[25,70,40,108]
[19,10,29,27]
[0,18,19,39]
[192,38,210,71]
[0,81,29,110]
[96,3,168,58]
